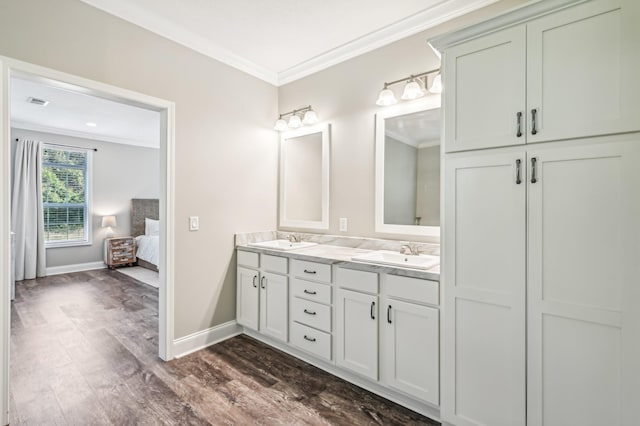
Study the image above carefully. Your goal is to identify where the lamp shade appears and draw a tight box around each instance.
[401,80,425,100]
[376,88,397,106]
[101,215,117,228]
[288,114,302,129]
[274,118,288,131]
[429,73,442,94]
[302,109,318,125]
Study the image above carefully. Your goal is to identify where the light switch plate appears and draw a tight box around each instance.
[339,217,348,232]
[189,216,199,231]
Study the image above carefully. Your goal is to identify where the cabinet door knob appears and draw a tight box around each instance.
[252,275,258,288]
[387,305,392,324]
[260,276,266,289]
[303,309,317,316]
[370,301,376,320]
[516,111,523,138]
[303,335,316,342]
[531,108,538,135]
[303,289,317,295]
[531,157,538,184]
[516,159,522,185]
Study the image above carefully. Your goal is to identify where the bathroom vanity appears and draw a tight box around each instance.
[235,234,441,420]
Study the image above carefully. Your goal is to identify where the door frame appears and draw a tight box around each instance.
[0,56,177,425]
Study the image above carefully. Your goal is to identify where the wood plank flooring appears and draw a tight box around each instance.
[10,269,439,425]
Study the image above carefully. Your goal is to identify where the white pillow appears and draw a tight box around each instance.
[145,218,160,236]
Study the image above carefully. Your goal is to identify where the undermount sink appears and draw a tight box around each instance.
[351,250,439,270]
[247,240,318,251]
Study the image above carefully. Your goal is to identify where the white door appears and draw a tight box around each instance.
[236,267,259,330]
[336,288,378,380]
[382,298,439,405]
[526,0,640,142]
[443,25,526,152]
[259,272,288,342]
[527,140,640,426]
[442,151,527,426]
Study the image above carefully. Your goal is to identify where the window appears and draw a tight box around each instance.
[42,146,91,246]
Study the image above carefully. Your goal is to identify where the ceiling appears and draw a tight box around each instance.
[80,0,499,85]
[386,108,441,147]
[11,77,161,148]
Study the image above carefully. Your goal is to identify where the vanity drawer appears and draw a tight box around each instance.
[237,250,259,268]
[385,274,439,306]
[292,278,331,305]
[337,267,378,294]
[291,297,331,332]
[291,259,332,283]
[290,322,331,361]
[262,254,288,274]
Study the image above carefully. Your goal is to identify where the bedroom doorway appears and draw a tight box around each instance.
[0,56,176,425]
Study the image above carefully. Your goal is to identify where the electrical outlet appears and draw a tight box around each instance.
[339,217,348,232]
[189,216,199,231]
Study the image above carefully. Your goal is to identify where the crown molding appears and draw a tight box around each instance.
[11,121,159,149]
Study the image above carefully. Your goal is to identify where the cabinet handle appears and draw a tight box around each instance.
[260,276,266,289]
[370,301,376,320]
[531,157,538,184]
[516,111,523,138]
[531,108,538,135]
[516,159,522,185]
[387,305,392,324]
[303,309,317,316]
[252,275,258,288]
[303,335,316,342]
[303,289,317,295]
[303,269,316,275]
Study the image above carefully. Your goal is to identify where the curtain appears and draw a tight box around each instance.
[11,139,46,280]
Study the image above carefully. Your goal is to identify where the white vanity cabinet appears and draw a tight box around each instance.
[236,250,289,342]
[443,0,640,153]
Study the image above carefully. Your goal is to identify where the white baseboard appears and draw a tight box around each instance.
[173,320,242,358]
[46,261,106,276]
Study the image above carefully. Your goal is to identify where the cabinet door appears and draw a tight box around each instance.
[237,267,259,330]
[527,141,640,426]
[259,272,288,342]
[336,289,378,380]
[444,25,526,152]
[442,151,526,426]
[381,298,439,406]
[527,0,640,142]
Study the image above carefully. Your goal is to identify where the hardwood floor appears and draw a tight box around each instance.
[10,269,439,425]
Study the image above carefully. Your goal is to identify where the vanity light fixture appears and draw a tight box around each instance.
[274,105,319,131]
[376,67,440,106]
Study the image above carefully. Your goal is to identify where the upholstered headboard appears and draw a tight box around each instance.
[131,199,159,237]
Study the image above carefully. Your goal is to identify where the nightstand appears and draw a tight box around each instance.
[105,236,136,269]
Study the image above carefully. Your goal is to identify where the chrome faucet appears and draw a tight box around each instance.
[400,244,420,255]
[288,233,302,243]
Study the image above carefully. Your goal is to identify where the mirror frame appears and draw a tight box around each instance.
[279,123,330,230]
[375,96,441,237]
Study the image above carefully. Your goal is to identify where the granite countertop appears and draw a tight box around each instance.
[236,242,440,281]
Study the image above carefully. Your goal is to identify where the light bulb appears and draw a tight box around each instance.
[376,88,397,106]
[401,80,425,100]
[429,73,442,94]
[302,109,318,125]
[288,114,302,129]
[274,118,288,131]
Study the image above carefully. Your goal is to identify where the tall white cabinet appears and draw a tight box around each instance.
[433,0,640,425]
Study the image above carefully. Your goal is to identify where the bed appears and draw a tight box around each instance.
[131,198,160,272]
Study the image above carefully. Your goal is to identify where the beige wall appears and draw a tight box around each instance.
[0,0,279,338]
[11,128,160,268]
[278,0,528,242]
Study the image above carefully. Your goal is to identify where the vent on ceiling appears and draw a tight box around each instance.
[27,97,50,107]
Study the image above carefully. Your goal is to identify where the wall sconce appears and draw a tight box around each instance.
[101,215,117,238]
[274,105,319,131]
[376,67,441,106]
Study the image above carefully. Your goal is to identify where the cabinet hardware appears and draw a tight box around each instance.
[516,159,522,184]
[260,276,266,289]
[370,301,376,320]
[252,275,258,288]
[531,157,538,184]
[303,335,316,342]
[303,289,317,295]
[531,108,538,135]
[387,305,392,324]
[303,269,317,274]
[303,309,317,315]
[516,112,523,137]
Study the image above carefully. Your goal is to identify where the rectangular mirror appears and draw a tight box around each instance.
[375,97,441,238]
[279,123,330,230]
